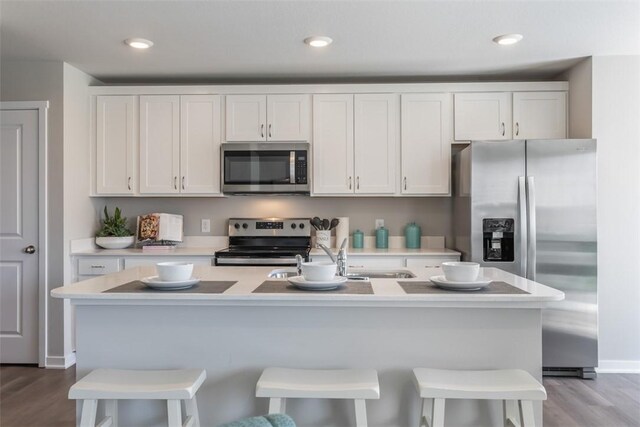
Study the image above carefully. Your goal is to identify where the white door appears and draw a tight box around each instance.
[139,95,180,194]
[513,92,567,139]
[96,96,136,194]
[225,95,267,141]
[401,93,452,195]
[0,109,40,363]
[180,95,222,194]
[267,94,310,141]
[312,94,354,195]
[454,92,512,140]
[354,94,398,194]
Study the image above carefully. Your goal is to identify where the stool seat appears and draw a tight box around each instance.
[69,368,206,400]
[256,367,380,400]
[413,368,546,401]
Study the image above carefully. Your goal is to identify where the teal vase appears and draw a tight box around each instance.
[375,227,389,249]
[405,222,421,249]
[352,230,364,249]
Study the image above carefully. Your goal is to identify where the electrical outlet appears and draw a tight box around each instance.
[375,219,384,229]
[201,219,210,233]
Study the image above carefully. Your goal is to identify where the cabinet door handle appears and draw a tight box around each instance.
[515,122,520,136]
[127,177,132,191]
[501,122,505,136]
[261,124,264,138]
[268,124,272,138]
[356,176,360,190]
[182,176,185,190]
[349,176,352,190]
[404,177,407,190]
[90,265,105,269]
[174,176,177,190]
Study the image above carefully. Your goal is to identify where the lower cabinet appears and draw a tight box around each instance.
[309,254,459,269]
[73,256,213,282]
[123,257,212,268]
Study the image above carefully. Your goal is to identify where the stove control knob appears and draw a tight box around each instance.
[242,223,249,229]
[299,223,305,229]
[291,223,297,229]
[234,223,240,230]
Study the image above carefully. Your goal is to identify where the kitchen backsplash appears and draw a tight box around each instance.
[101,196,453,245]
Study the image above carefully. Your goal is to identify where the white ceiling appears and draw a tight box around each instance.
[1,0,639,83]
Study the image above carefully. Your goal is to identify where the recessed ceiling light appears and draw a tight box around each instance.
[304,36,333,48]
[124,38,154,49]
[492,34,523,46]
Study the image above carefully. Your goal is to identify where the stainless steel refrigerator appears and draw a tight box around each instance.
[453,139,597,379]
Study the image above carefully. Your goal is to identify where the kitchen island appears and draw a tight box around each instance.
[52,266,563,427]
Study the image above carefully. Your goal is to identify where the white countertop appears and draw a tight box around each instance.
[52,266,563,308]
[310,247,460,256]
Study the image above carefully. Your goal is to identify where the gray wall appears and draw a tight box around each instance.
[102,196,453,243]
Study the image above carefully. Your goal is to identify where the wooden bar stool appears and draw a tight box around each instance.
[256,367,380,427]
[69,368,206,427]
[413,368,547,427]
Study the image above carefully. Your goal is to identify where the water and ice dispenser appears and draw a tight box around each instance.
[482,218,515,262]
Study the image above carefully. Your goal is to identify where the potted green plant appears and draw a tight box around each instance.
[95,206,135,249]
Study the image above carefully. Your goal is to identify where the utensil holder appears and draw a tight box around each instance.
[316,230,331,248]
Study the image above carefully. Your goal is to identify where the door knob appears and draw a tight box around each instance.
[24,245,36,254]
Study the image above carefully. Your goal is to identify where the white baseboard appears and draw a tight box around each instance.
[596,360,640,373]
[45,352,76,369]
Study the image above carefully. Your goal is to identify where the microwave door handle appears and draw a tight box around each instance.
[526,176,537,281]
[518,176,527,278]
[290,151,296,184]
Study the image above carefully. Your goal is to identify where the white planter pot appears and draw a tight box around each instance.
[95,236,135,249]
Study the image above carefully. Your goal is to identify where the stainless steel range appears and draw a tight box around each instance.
[214,218,311,266]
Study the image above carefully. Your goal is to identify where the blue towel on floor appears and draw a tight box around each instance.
[218,414,296,427]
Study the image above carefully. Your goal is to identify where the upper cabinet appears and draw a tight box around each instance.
[401,93,452,195]
[96,96,137,195]
[354,94,398,194]
[454,91,567,141]
[225,94,310,142]
[512,92,567,139]
[454,92,512,141]
[312,94,397,196]
[312,94,354,195]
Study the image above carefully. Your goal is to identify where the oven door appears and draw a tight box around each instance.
[221,142,309,194]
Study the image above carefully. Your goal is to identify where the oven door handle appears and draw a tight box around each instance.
[216,258,300,265]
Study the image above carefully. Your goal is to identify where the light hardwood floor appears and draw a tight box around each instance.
[1,365,638,426]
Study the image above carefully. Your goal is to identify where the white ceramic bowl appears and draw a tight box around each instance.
[95,236,135,249]
[441,261,480,282]
[156,262,194,282]
[301,261,337,282]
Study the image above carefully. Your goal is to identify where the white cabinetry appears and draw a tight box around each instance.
[312,94,397,195]
[312,94,354,194]
[512,92,567,139]
[96,95,137,194]
[401,93,452,195]
[310,254,460,269]
[354,94,398,194]
[454,92,512,141]
[225,94,309,141]
[139,95,222,195]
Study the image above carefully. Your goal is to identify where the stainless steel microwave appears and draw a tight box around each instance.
[221,142,310,194]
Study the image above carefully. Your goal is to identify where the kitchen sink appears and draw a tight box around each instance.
[267,269,416,279]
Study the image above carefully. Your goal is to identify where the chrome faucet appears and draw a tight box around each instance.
[318,238,349,277]
[295,254,303,276]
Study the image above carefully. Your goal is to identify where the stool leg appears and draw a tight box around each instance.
[432,398,445,427]
[268,397,284,414]
[185,397,200,427]
[167,399,182,427]
[354,399,368,427]
[80,399,98,427]
[503,399,521,427]
[520,400,536,427]
[104,400,118,427]
[420,398,433,427]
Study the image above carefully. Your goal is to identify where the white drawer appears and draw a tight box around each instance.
[124,257,213,268]
[78,258,121,276]
[406,256,459,269]
[347,256,405,269]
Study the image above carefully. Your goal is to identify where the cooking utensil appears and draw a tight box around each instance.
[330,218,340,230]
[311,217,322,230]
[322,218,330,230]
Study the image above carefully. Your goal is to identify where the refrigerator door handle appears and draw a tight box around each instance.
[526,176,537,281]
[518,176,528,278]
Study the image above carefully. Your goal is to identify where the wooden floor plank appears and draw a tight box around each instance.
[1,365,639,426]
